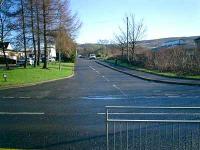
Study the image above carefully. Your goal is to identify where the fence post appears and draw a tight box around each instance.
[106,108,109,150]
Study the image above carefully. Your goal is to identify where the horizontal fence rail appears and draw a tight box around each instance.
[105,106,200,150]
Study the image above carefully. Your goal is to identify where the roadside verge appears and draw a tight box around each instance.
[0,73,74,91]
[96,60,200,86]
[0,63,75,90]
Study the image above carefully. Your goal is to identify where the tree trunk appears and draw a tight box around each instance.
[121,47,124,61]
[21,0,27,68]
[36,0,41,66]
[0,18,9,70]
[30,0,37,67]
[42,0,47,69]
[2,42,9,70]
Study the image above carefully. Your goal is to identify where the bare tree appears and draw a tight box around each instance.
[128,14,146,61]
[116,14,146,62]
[0,0,18,70]
[42,0,48,69]
[20,0,28,68]
[49,0,81,65]
[16,0,81,70]
[36,0,41,66]
[30,0,37,67]
[115,28,127,60]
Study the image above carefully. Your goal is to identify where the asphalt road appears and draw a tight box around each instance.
[0,58,200,149]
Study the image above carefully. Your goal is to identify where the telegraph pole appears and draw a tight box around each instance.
[127,17,129,62]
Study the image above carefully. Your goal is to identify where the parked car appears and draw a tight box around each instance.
[17,59,25,66]
[89,54,96,60]
[27,57,34,65]
[78,54,84,58]
[17,57,34,66]
[49,57,56,62]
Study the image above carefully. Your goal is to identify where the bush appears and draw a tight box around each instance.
[56,50,76,63]
[144,47,200,75]
[0,57,16,64]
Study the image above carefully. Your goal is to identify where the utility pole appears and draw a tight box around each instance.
[127,17,129,62]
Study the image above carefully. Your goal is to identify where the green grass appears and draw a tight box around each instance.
[105,59,200,80]
[0,149,20,150]
[0,62,74,88]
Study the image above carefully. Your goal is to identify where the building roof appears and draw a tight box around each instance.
[0,42,12,50]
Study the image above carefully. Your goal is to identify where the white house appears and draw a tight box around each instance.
[0,42,17,61]
[47,44,56,58]
[0,42,13,53]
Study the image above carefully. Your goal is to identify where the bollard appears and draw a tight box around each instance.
[3,73,7,82]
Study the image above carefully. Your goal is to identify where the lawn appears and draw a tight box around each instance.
[0,62,74,88]
[0,149,20,150]
[105,59,200,80]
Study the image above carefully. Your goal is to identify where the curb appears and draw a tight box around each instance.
[105,60,200,81]
[95,61,200,86]
[0,73,74,91]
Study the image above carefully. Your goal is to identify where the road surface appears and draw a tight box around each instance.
[0,58,200,149]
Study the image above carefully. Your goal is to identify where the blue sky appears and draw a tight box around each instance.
[71,0,200,44]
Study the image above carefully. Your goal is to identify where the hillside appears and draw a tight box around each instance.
[77,36,199,55]
[138,36,199,49]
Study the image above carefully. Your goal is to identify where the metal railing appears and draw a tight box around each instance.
[106,106,200,150]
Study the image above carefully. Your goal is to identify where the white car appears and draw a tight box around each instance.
[27,57,34,65]
[89,54,96,60]
[49,57,56,62]
[17,58,34,66]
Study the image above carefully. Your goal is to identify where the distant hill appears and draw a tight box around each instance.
[78,36,199,55]
[138,36,199,49]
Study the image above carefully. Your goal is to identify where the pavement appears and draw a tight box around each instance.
[96,60,200,86]
[0,58,200,149]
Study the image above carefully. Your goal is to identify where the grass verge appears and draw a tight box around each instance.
[105,59,200,80]
[0,62,74,88]
[0,149,20,150]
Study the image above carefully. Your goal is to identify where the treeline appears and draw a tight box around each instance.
[0,0,81,70]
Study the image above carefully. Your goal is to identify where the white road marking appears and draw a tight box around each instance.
[19,97,31,99]
[97,113,105,115]
[81,96,124,100]
[96,71,100,74]
[0,112,45,115]
[112,84,127,97]
[89,66,96,71]
[167,95,180,98]
[102,76,110,82]
[98,112,200,115]
[2,97,15,99]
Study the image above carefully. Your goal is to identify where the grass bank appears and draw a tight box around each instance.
[0,149,20,150]
[105,59,200,80]
[0,62,74,88]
